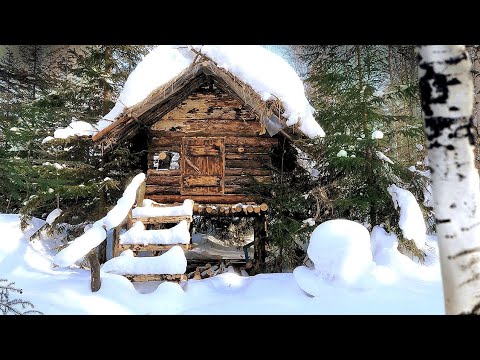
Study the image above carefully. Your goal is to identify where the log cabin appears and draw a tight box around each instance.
[55,46,325,272]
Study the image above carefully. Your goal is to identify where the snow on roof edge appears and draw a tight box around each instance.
[46,45,325,143]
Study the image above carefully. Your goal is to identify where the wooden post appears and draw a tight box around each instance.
[127,209,133,229]
[136,180,146,207]
[113,225,120,258]
[253,215,267,272]
[87,247,102,292]
[98,240,107,264]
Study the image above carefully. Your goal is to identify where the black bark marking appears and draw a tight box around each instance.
[425,117,475,149]
[436,218,451,224]
[459,273,480,287]
[425,117,454,141]
[448,246,480,259]
[459,300,480,314]
[419,63,450,116]
[454,116,476,146]
[449,106,460,111]
[460,222,480,232]
[450,203,457,208]
[472,301,480,314]
[444,51,468,65]
[460,256,480,271]
[447,78,461,86]
[457,173,466,181]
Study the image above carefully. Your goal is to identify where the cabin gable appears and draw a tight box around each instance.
[145,84,278,204]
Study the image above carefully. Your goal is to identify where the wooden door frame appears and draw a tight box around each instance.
[180,136,226,196]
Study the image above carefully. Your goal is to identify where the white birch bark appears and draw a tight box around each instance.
[417,45,480,314]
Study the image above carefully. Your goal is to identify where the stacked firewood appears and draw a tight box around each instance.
[187,261,252,280]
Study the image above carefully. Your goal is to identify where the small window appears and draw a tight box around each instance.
[153,151,181,170]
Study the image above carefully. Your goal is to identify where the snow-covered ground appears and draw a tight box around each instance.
[0,213,444,314]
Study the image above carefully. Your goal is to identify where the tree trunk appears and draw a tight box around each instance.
[103,45,113,116]
[253,216,267,272]
[417,45,480,314]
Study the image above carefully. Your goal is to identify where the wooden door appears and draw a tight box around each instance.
[181,137,225,195]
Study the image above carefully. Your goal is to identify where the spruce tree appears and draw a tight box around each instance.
[301,45,428,255]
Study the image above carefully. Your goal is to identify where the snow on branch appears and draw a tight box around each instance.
[387,184,426,250]
[53,173,146,268]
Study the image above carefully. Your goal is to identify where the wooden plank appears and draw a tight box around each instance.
[132,215,192,224]
[224,175,271,185]
[124,274,187,282]
[151,136,277,148]
[225,185,249,194]
[147,169,181,176]
[225,168,272,176]
[225,145,271,154]
[225,153,271,161]
[226,159,271,169]
[146,194,256,204]
[179,186,224,195]
[183,175,221,187]
[187,145,220,156]
[145,185,180,195]
[152,88,257,122]
[152,118,262,132]
[150,119,263,137]
[146,175,181,186]
[148,145,182,153]
[225,137,278,147]
[118,244,192,252]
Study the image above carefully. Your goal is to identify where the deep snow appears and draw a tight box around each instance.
[0,214,444,314]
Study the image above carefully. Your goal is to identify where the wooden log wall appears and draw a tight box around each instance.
[145,86,278,204]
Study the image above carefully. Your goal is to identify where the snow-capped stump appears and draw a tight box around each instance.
[294,219,375,296]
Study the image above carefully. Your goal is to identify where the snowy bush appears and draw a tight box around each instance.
[294,219,375,296]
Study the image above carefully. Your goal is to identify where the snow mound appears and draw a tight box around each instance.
[50,45,324,141]
[387,185,426,250]
[132,199,194,218]
[101,246,187,275]
[120,220,190,245]
[372,130,384,139]
[294,219,375,295]
[337,149,347,157]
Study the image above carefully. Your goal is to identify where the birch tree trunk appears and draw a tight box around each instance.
[417,45,480,314]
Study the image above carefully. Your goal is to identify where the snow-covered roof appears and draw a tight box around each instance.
[49,46,324,146]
